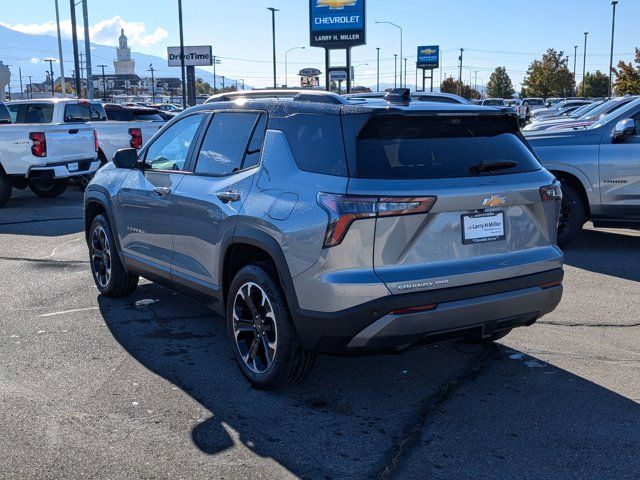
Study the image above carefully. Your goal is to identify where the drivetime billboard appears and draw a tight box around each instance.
[417,46,440,69]
[310,0,366,48]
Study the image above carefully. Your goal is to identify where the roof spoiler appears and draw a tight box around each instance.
[204,89,346,105]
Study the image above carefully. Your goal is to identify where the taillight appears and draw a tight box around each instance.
[391,304,438,315]
[318,193,437,248]
[93,130,99,153]
[29,132,47,157]
[540,183,562,202]
[129,128,142,149]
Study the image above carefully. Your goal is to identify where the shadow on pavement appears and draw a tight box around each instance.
[563,228,640,283]
[98,282,640,479]
[0,189,84,237]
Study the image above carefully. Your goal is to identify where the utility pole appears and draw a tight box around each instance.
[178,0,187,108]
[19,67,24,100]
[79,52,84,81]
[582,32,589,97]
[54,0,66,97]
[27,75,33,99]
[394,54,398,88]
[404,57,407,90]
[44,58,56,97]
[222,75,226,91]
[97,64,107,101]
[573,45,578,95]
[474,70,478,92]
[376,47,380,92]
[213,56,217,94]
[609,1,619,97]
[69,0,81,97]
[81,0,93,99]
[148,64,156,103]
[267,8,279,89]
[458,48,464,85]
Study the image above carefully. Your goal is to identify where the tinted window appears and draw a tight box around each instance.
[524,99,545,106]
[64,103,106,122]
[0,103,11,124]
[483,99,505,106]
[145,114,204,171]
[279,114,347,176]
[416,96,461,104]
[355,115,541,179]
[7,103,54,123]
[133,113,164,121]
[105,107,133,121]
[195,112,260,176]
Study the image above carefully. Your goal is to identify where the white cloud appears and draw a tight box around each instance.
[30,57,42,64]
[1,16,168,49]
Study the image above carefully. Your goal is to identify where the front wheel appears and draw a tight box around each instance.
[29,179,68,198]
[226,264,315,390]
[89,214,139,297]
[557,182,586,248]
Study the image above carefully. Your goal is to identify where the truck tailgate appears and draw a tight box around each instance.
[44,124,96,162]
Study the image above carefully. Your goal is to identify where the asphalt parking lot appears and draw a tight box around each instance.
[1,189,639,480]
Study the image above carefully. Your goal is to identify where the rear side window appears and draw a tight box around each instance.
[131,109,164,122]
[64,103,106,122]
[104,106,133,121]
[279,114,347,176]
[195,112,261,176]
[7,104,54,124]
[355,115,541,180]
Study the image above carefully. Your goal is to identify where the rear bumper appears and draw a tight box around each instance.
[28,160,101,180]
[292,268,563,354]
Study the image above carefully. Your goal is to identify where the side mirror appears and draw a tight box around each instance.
[112,148,138,169]
[612,118,636,144]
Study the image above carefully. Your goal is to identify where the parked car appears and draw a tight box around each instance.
[0,100,99,206]
[150,103,184,113]
[525,96,640,245]
[0,102,11,124]
[85,91,564,389]
[523,101,604,132]
[530,100,592,121]
[517,98,545,123]
[524,96,637,133]
[480,98,506,107]
[344,91,471,104]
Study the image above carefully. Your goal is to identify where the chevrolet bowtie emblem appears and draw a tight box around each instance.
[482,195,507,208]
[420,48,436,55]
[317,0,357,9]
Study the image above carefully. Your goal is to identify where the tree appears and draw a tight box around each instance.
[440,77,481,100]
[195,78,214,95]
[613,48,640,95]
[578,70,610,97]
[486,66,515,99]
[521,49,575,98]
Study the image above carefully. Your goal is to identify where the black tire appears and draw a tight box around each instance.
[88,214,139,298]
[29,179,68,198]
[0,170,12,208]
[467,328,512,345]
[226,263,315,390]
[557,182,586,248]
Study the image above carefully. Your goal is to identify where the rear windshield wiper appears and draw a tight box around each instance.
[469,160,518,175]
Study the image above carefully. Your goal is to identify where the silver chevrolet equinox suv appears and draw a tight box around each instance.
[84,90,564,389]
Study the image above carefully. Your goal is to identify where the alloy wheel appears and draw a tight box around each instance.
[232,282,278,374]
[91,225,112,288]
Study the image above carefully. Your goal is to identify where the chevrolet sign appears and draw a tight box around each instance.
[310,0,366,48]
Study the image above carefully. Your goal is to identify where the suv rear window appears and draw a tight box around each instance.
[278,114,347,177]
[64,103,107,122]
[355,115,541,180]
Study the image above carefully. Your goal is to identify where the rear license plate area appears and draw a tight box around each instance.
[461,211,506,245]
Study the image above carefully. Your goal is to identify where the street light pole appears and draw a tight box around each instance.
[69,0,81,97]
[375,21,403,87]
[394,54,398,88]
[609,1,619,97]
[267,8,279,89]
[54,0,66,97]
[285,46,305,89]
[582,32,589,97]
[404,58,407,90]
[178,0,187,108]
[81,0,93,99]
[573,45,578,95]
[148,64,156,103]
[97,64,107,101]
[376,47,380,92]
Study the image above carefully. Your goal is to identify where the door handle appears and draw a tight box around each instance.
[68,129,79,134]
[216,191,241,203]
[153,187,172,196]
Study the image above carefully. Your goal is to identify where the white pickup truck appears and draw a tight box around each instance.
[0,100,99,207]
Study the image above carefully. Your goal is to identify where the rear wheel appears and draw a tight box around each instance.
[226,264,315,389]
[89,214,139,297]
[557,182,586,247]
[0,171,12,207]
[29,179,68,198]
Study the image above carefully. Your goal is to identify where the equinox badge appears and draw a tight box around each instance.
[482,195,507,208]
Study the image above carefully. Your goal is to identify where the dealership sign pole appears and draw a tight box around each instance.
[417,45,440,92]
[168,46,213,106]
[309,0,366,94]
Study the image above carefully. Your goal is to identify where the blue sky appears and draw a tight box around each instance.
[2,0,638,90]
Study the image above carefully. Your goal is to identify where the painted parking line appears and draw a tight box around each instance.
[39,307,99,318]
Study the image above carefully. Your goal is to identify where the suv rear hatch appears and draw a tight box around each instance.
[343,110,563,295]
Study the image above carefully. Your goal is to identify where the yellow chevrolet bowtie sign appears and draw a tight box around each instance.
[317,0,357,9]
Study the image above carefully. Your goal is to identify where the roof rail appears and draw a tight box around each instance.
[204,89,346,105]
